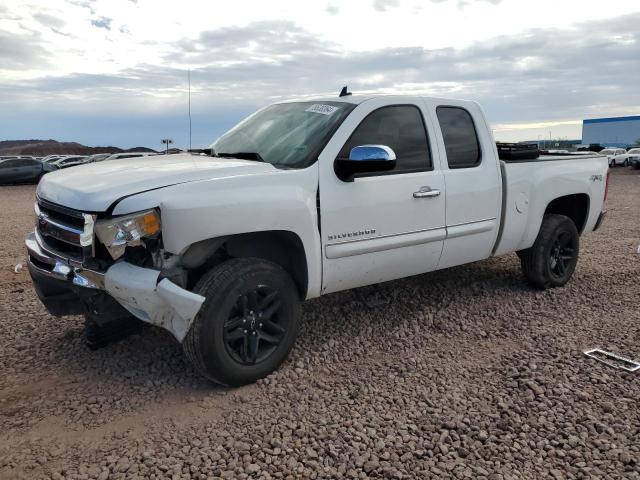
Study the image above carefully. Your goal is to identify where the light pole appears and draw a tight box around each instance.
[161,138,173,155]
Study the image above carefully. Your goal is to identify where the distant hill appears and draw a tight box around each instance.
[0,139,158,156]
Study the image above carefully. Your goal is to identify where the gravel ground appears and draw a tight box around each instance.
[0,169,639,480]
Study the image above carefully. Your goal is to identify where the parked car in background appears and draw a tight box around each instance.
[51,156,89,169]
[87,153,112,163]
[0,157,56,184]
[600,148,629,167]
[42,155,65,164]
[104,152,157,161]
[627,148,640,169]
[0,155,37,161]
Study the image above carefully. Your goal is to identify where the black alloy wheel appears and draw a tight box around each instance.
[223,287,287,365]
[183,257,300,386]
[520,214,580,289]
[548,230,577,282]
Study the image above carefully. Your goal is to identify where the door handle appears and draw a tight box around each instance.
[413,186,441,198]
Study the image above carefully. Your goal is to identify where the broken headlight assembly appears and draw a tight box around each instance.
[94,209,161,260]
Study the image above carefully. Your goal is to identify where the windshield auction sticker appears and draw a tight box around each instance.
[305,104,339,115]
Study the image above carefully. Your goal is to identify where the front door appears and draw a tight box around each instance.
[319,99,446,294]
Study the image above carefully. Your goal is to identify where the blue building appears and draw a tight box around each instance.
[582,116,640,147]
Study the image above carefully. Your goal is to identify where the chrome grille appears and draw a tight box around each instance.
[35,198,96,261]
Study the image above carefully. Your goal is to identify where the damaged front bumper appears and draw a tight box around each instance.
[25,231,204,342]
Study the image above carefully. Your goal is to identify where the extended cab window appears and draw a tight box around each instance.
[437,106,481,168]
[338,105,432,174]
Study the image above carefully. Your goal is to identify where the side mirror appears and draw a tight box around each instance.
[335,145,396,181]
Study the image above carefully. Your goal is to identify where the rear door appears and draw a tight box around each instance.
[319,98,446,294]
[426,101,502,269]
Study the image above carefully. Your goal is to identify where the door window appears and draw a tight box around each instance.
[0,160,21,168]
[337,105,432,174]
[436,106,481,168]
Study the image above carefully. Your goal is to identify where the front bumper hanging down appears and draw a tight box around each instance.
[25,231,205,341]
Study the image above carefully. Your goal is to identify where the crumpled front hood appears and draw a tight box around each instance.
[37,154,276,212]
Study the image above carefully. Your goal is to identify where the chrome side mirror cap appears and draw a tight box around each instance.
[348,145,396,162]
[335,145,397,181]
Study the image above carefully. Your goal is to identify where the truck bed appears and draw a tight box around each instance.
[493,153,609,257]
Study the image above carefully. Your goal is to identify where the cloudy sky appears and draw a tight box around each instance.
[1,0,639,149]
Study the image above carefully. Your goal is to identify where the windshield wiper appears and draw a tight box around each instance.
[215,151,265,162]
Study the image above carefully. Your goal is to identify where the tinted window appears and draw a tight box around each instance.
[1,160,21,168]
[338,105,431,173]
[436,107,481,168]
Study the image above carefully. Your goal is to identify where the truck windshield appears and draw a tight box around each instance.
[210,101,355,169]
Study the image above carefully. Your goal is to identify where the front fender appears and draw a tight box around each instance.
[112,165,322,298]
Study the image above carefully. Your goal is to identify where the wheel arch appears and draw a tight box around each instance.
[180,230,309,298]
[544,193,590,234]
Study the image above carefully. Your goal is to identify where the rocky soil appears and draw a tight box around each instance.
[0,169,638,479]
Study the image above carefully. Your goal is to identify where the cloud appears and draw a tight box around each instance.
[0,31,51,70]
[456,0,502,6]
[1,12,639,146]
[32,12,67,30]
[325,4,340,15]
[373,0,400,11]
[376,0,502,9]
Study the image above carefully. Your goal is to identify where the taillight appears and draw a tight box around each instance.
[604,170,611,203]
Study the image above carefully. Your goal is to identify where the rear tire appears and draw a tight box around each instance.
[183,258,300,386]
[520,214,579,289]
[624,159,629,167]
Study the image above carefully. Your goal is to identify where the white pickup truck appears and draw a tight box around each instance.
[26,94,609,385]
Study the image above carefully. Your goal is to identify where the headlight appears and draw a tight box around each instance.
[94,209,161,260]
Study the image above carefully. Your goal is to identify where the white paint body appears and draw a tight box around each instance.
[35,95,609,337]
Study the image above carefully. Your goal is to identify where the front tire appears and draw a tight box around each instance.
[624,159,629,167]
[183,258,300,386]
[520,214,579,289]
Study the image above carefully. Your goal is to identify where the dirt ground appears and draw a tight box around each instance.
[0,168,638,480]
